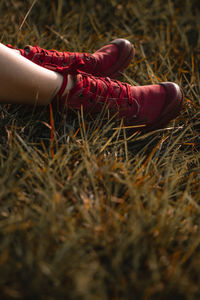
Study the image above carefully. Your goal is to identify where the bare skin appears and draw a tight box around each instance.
[0,43,64,105]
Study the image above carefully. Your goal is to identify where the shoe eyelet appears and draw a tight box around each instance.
[62,62,67,66]
[78,92,83,98]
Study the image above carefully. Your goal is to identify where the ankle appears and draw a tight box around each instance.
[54,74,74,104]
[64,75,74,94]
[61,75,74,97]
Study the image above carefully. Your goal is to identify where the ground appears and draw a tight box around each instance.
[0,0,200,299]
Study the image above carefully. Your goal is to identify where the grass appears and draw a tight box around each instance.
[0,0,200,299]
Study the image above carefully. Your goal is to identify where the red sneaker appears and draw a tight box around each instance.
[57,72,183,132]
[7,39,134,79]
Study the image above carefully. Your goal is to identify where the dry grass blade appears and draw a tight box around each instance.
[19,0,37,31]
[0,1,200,299]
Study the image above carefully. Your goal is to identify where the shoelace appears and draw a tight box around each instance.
[30,46,93,67]
[53,59,140,119]
[81,73,140,114]
[32,47,68,63]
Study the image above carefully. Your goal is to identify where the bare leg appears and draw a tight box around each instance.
[12,49,21,55]
[0,43,64,105]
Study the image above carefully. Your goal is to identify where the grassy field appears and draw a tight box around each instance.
[0,0,200,299]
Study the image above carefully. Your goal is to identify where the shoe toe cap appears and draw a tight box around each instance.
[111,38,134,50]
[161,82,183,104]
[108,38,135,77]
[110,38,134,60]
[143,82,183,132]
[158,82,183,126]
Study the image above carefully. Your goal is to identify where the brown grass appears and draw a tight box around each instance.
[0,0,200,299]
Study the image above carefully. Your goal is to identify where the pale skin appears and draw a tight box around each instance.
[0,43,65,105]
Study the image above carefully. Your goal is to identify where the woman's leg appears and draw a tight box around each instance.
[0,43,63,105]
[7,39,135,79]
[0,43,182,132]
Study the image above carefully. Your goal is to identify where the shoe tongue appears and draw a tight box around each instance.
[73,74,99,94]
